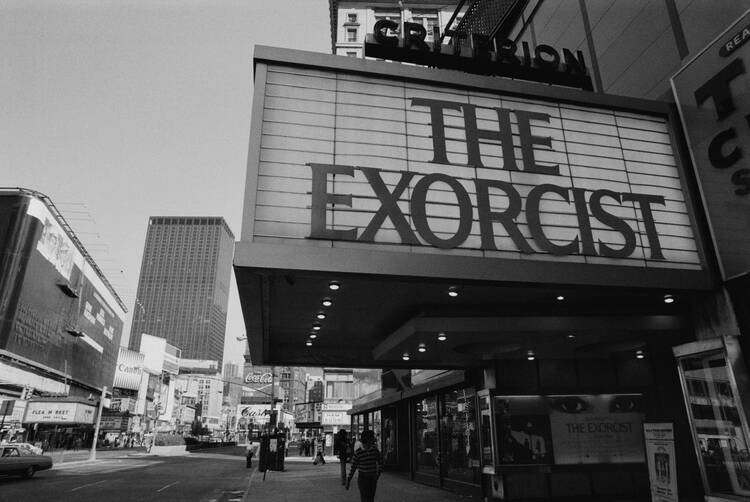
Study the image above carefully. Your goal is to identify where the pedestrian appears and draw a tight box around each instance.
[314,446,326,465]
[245,442,257,468]
[335,430,351,485]
[346,430,382,502]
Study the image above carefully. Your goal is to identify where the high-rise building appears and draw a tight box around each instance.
[129,217,234,367]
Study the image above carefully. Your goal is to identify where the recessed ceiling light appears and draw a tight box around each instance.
[556,295,565,301]
[448,286,458,297]
[636,349,645,359]
[312,323,321,331]
[316,312,326,320]
[437,332,447,341]
[322,298,332,307]
[418,343,426,353]
[567,333,576,339]
[309,333,317,339]
[305,340,313,347]
[329,281,340,291]
[402,352,410,361]
[663,294,674,304]
[526,349,536,361]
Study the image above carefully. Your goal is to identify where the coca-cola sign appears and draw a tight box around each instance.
[244,372,273,384]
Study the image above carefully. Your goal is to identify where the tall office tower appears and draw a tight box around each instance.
[129,217,234,367]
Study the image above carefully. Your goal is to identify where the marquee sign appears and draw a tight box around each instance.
[246,49,702,281]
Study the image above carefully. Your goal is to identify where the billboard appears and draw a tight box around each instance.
[237,404,273,426]
[672,11,750,280]
[113,347,145,390]
[0,193,125,391]
[241,48,708,290]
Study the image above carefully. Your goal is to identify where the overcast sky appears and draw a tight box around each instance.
[0,0,331,365]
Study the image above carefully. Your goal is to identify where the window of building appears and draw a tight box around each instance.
[374,11,400,36]
[441,388,479,483]
[347,13,357,23]
[347,28,357,42]
[415,395,439,473]
[346,51,357,57]
[410,10,439,41]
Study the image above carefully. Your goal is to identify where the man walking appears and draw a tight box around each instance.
[335,429,351,485]
[346,430,382,502]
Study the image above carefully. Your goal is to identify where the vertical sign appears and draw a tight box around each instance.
[672,11,750,280]
[644,423,678,502]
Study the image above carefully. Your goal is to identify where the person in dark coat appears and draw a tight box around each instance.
[346,430,382,502]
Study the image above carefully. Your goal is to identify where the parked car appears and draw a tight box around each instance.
[1,442,43,455]
[0,445,53,479]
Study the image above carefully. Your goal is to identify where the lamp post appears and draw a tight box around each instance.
[89,386,106,461]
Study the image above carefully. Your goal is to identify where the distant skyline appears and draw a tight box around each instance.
[0,0,331,365]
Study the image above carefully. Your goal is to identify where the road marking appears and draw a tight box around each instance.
[71,479,108,492]
[156,480,180,492]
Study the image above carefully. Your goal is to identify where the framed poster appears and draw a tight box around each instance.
[644,423,678,502]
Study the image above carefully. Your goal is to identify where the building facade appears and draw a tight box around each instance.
[0,188,126,446]
[129,216,234,367]
[330,0,461,58]
[236,3,750,502]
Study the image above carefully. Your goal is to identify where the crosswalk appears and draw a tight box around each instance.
[53,458,163,475]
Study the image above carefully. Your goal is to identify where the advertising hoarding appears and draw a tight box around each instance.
[0,194,125,391]
[672,11,750,280]
[237,404,273,425]
[113,347,145,390]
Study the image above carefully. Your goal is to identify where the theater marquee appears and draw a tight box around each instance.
[240,47,709,289]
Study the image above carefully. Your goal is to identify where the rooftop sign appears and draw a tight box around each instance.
[364,21,593,90]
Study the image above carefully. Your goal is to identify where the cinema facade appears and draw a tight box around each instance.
[235,39,750,501]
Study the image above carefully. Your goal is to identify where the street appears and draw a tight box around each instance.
[0,448,250,502]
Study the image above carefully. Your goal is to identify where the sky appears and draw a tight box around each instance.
[0,0,332,366]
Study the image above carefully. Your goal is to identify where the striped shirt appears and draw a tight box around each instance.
[348,445,382,478]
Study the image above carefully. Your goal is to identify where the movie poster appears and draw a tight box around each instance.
[644,423,678,502]
[495,396,554,464]
[493,394,645,465]
[549,394,645,464]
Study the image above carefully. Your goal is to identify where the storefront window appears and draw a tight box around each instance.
[479,393,494,466]
[441,388,479,483]
[371,410,381,448]
[415,396,439,472]
[679,351,750,497]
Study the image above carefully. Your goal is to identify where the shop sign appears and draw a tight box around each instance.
[672,10,750,280]
[113,348,145,391]
[365,21,592,90]
[23,401,96,425]
[253,62,700,273]
[644,423,678,502]
[321,411,350,426]
[321,403,352,411]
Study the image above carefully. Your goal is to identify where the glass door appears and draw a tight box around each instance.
[676,340,750,497]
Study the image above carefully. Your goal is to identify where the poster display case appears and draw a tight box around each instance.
[674,337,750,498]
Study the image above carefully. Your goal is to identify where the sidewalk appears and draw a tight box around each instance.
[243,457,477,502]
[47,446,147,466]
